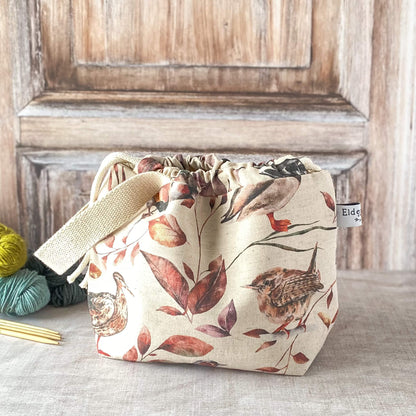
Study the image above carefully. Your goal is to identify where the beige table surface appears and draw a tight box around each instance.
[1,270,415,416]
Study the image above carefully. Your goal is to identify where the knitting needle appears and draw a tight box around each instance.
[0,328,60,345]
[0,319,60,336]
[0,319,61,338]
[0,323,61,341]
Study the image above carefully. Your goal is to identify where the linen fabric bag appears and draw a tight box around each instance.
[35,152,338,375]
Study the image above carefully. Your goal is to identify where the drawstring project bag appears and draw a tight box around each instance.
[35,152,338,375]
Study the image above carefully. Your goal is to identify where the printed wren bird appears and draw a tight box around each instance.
[245,243,323,330]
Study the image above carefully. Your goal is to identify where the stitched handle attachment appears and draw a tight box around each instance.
[34,170,167,275]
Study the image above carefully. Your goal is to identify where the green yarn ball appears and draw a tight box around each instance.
[0,225,27,277]
[0,269,50,316]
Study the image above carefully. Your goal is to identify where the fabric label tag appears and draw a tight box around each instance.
[336,203,362,227]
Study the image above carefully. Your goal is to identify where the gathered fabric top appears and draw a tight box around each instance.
[133,153,322,197]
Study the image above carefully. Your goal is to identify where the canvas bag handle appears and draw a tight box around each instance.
[34,159,167,275]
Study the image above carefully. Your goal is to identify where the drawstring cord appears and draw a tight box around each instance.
[67,250,91,288]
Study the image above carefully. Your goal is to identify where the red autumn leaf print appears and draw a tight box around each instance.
[169,181,196,206]
[148,214,187,247]
[217,299,237,332]
[181,199,195,208]
[292,352,309,364]
[138,325,151,356]
[130,242,140,265]
[122,236,127,244]
[114,249,126,265]
[256,367,280,373]
[89,263,102,279]
[101,255,108,267]
[195,325,230,338]
[141,251,189,309]
[136,157,164,174]
[243,329,270,338]
[321,191,335,212]
[104,235,115,248]
[194,360,220,368]
[188,255,227,315]
[123,346,138,362]
[171,181,191,196]
[157,306,184,316]
[255,340,277,353]
[157,183,170,203]
[318,312,331,328]
[332,309,339,324]
[183,262,195,282]
[327,289,333,308]
[157,335,213,357]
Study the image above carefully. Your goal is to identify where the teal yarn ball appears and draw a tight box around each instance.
[0,269,50,316]
[25,251,87,307]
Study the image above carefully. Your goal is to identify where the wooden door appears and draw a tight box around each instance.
[1,1,415,270]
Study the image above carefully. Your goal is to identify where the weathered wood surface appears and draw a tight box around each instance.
[73,0,312,67]
[1,0,415,272]
[0,0,43,230]
[20,117,366,153]
[19,91,366,152]
[338,0,374,117]
[40,0,345,94]
[364,0,416,270]
[0,1,18,230]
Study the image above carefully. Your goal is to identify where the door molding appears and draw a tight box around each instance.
[2,0,416,270]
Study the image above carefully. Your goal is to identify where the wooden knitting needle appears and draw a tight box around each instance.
[0,322,61,341]
[0,319,60,336]
[0,327,60,345]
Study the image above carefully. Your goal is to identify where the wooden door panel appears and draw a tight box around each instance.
[19,91,366,152]
[41,0,343,94]
[5,1,414,271]
[17,151,101,248]
[73,0,312,68]
[16,0,372,271]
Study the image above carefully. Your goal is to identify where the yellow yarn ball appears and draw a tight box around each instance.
[0,224,27,277]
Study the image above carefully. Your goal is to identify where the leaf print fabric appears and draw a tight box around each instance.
[148,214,187,247]
[188,255,227,315]
[86,153,338,376]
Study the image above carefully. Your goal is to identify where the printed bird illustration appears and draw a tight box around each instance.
[88,272,133,356]
[244,243,323,332]
[221,158,307,225]
[255,157,307,181]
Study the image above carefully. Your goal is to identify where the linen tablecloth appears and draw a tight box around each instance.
[1,270,415,416]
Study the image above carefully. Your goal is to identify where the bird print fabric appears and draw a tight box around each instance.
[85,153,338,375]
[245,243,323,328]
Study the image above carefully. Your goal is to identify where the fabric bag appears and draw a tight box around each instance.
[35,152,338,375]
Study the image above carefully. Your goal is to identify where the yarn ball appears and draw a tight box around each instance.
[0,225,27,277]
[0,269,50,316]
[25,251,87,307]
